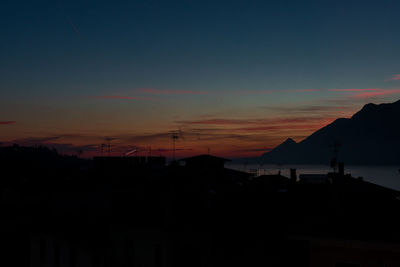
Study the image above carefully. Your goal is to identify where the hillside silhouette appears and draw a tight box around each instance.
[258,99,400,164]
[0,145,89,183]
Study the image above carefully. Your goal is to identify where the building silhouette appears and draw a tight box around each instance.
[1,146,400,266]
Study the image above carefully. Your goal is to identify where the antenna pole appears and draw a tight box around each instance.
[173,136,176,161]
[172,131,179,161]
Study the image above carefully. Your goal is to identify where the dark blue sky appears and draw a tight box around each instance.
[2,0,400,92]
[2,0,400,157]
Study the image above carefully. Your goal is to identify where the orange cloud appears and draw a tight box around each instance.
[234,147,273,153]
[237,123,330,132]
[260,105,352,114]
[176,119,250,125]
[176,117,333,126]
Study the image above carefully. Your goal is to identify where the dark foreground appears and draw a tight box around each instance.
[2,146,400,267]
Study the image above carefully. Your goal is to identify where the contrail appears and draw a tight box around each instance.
[57,0,83,40]
[65,15,82,40]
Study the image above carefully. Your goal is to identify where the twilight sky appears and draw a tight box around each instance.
[2,0,400,158]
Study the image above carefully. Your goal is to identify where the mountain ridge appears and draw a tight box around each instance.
[255,100,400,165]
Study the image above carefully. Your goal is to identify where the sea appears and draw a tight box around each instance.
[226,163,400,191]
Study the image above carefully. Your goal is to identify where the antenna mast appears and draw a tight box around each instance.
[172,131,179,161]
[105,137,113,156]
[171,129,184,161]
[100,144,106,156]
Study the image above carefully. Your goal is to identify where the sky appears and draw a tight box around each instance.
[2,0,400,158]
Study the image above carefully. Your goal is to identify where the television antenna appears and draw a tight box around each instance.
[76,149,83,158]
[100,143,106,156]
[104,137,115,156]
[171,129,184,161]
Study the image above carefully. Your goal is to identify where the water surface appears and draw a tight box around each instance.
[226,163,400,191]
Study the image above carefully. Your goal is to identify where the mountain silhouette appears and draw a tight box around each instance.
[259,99,400,164]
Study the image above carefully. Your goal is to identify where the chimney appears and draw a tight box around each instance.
[290,168,297,182]
[338,162,344,176]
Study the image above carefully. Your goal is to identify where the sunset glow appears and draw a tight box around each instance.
[2,1,400,159]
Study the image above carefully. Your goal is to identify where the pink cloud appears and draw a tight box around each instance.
[231,89,274,95]
[328,88,400,99]
[287,89,319,92]
[232,89,319,95]
[329,88,380,92]
[385,74,400,81]
[138,88,204,95]
[137,88,320,96]
[0,121,16,125]
[350,89,400,99]
[89,95,147,100]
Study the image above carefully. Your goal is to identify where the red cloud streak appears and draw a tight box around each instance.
[138,88,204,95]
[237,122,334,132]
[287,89,319,92]
[0,121,16,125]
[329,88,380,92]
[177,117,335,126]
[387,74,400,81]
[328,88,400,99]
[351,89,400,99]
[90,95,147,100]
